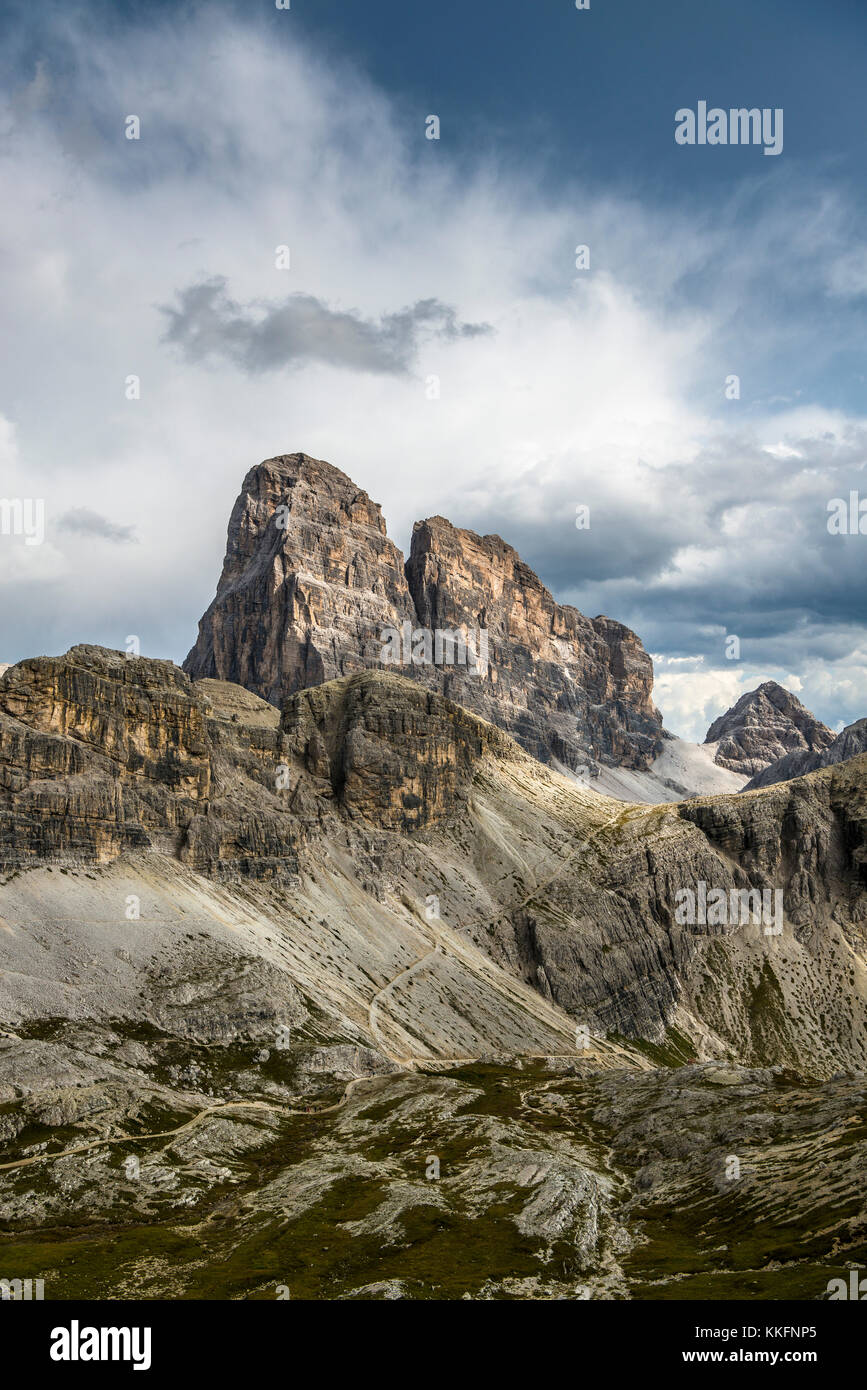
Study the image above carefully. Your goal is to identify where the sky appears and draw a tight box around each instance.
[0,0,866,741]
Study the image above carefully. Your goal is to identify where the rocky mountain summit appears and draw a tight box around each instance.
[184,453,664,774]
[183,454,415,704]
[406,514,662,770]
[704,680,834,776]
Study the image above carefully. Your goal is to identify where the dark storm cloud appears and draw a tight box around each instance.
[160,278,492,376]
[459,427,867,682]
[59,509,137,543]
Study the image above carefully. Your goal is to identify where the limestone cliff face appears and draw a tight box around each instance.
[0,648,296,875]
[184,453,664,772]
[704,681,834,776]
[0,647,210,866]
[0,646,210,792]
[0,650,503,877]
[184,454,415,705]
[406,516,662,770]
[281,672,505,833]
[745,716,867,789]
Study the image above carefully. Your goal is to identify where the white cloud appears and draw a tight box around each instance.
[652,660,749,743]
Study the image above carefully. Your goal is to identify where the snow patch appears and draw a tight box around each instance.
[557,735,749,805]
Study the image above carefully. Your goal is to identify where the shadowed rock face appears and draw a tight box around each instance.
[281,670,508,833]
[746,716,867,790]
[705,680,834,776]
[183,453,664,772]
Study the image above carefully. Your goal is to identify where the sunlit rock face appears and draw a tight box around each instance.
[183,453,416,705]
[405,514,662,771]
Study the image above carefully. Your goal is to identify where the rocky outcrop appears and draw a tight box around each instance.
[0,647,298,876]
[0,648,517,876]
[183,453,664,772]
[184,454,415,705]
[0,647,208,867]
[745,716,867,789]
[704,681,833,776]
[405,515,662,770]
[281,670,516,833]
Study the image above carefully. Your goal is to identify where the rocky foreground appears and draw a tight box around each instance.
[0,648,865,1299]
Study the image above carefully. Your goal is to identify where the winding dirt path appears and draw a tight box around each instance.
[368,944,442,1057]
[0,1078,376,1175]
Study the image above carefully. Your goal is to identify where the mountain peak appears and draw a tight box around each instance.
[184,451,664,773]
[704,681,834,776]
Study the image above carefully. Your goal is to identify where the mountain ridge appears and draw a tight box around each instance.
[183,452,664,775]
[3,645,866,1075]
[746,715,867,789]
[2,645,866,1299]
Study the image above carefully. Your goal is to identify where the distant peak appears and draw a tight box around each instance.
[705,682,833,776]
